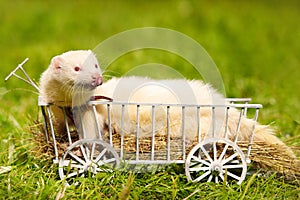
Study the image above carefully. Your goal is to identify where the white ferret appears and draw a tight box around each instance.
[39,50,295,159]
[39,50,103,138]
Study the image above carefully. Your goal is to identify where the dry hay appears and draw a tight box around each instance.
[238,141,300,180]
[29,120,300,181]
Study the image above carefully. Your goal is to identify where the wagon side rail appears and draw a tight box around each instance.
[89,100,262,164]
[38,96,262,164]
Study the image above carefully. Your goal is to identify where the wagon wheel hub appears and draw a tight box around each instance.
[84,160,98,174]
[210,162,222,175]
[210,162,222,173]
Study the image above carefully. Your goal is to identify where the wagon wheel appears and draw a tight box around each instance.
[185,138,247,185]
[58,139,120,185]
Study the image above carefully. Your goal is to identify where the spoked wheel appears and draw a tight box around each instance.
[185,138,247,185]
[58,139,120,185]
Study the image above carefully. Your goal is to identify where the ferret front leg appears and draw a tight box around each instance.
[73,106,101,140]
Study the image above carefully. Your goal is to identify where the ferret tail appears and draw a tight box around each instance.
[237,117,300,180]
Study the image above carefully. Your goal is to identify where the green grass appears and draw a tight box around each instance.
[1,0,300,199]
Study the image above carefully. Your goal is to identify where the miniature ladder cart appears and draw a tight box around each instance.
[39,97,262,185]
[5,58,262,185]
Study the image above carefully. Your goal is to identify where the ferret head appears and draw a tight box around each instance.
[50,50,102,90]
[45,50,102,106]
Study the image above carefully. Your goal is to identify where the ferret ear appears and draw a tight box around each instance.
[51,56,64,71]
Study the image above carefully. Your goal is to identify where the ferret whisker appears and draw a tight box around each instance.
[77,83,88,104]
[63,80,74,99]
[59,81,71,103]
[102,70,113,75]
[61,79,73,91]
[102,74,114,80]
[102,70,121,79]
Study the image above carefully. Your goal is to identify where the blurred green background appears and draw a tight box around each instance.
[1,0,299,138]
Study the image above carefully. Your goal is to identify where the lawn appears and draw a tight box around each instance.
[0,0,300,199]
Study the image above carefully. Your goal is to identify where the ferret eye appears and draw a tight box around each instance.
[74,66,81,71]
[95,64,98,68]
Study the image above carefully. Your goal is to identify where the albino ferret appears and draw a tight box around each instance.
[39,50,103,138]
[39,50,295,160]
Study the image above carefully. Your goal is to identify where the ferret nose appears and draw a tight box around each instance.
[92,75,103,87]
